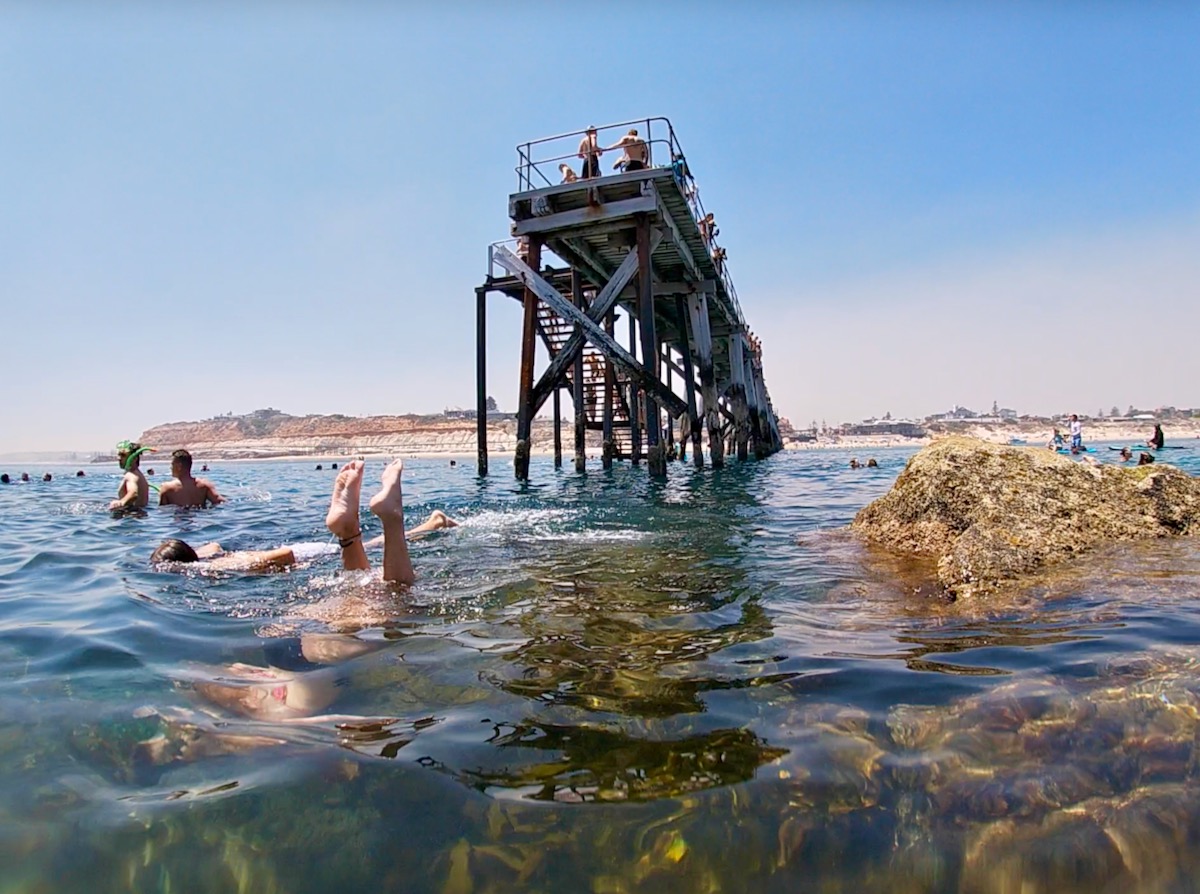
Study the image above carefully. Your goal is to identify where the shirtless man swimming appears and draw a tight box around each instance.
[151,460,455,583]
[159,449,224,508]
[110,440,151,512]
[608,129,648,172]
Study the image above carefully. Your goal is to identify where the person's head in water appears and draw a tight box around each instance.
[20,472,29,482]
[75,470,85,477]
[867,458,878,468]
[42,473,52,482]
[151,539,199,564]
[171,448,193,478]
[0,474,9,484]
[1120,446,1133,461]
[117,441,148,471]
[1138,452,1155,466]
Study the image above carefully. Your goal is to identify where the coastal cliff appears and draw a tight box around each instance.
[137,409,578,460]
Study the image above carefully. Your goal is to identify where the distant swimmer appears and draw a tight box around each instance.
[75,470,85,477]
[1119,446,1133,462]
[42,473,51,482]
[159,448,224,508]
[110,441,152,512]
[608,129,648,172]
[867,458,879,468]
[1138,452,1155,466]
[849,459,861,469]
[20,472,29,483]
[0,474,9,484]
[152,460,456,584]
[1148,423,1165,450]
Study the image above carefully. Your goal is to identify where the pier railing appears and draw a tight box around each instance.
[513,117,745,330]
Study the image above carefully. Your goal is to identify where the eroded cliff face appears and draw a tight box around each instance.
[137,411,569,459]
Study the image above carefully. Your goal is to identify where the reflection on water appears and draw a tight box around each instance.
[2,449,1200,891]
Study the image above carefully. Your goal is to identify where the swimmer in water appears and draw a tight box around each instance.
[158,448,224,508]
[151,460,456,583]
[110,440,152,512]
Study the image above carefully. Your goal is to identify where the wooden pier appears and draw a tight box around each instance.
[475,117,783,479]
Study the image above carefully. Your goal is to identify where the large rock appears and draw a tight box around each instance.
[851,437,1200,597]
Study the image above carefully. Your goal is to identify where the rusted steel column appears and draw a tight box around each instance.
[572,270,586,473]
[514,237,542,480]
[476,286,488,477]
[637,214,665,477]
[602,310,615,469]
[674,294,703,469]
[552,387,562,469]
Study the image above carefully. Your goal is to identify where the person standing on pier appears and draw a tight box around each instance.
[608,129,648,172]
[578,126,603,179]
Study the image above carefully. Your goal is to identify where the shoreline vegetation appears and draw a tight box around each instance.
[82,410,1200,464]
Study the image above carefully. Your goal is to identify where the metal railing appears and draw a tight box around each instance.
[511,117,746,330]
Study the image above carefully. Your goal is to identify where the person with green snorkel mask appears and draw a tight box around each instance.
[110,440,154,512]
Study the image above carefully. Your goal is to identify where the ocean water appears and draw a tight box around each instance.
[2,446,1200,893]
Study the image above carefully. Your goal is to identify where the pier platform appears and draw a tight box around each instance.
[474,117,783,479]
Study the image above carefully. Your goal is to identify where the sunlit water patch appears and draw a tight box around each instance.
[1,448,1200,892]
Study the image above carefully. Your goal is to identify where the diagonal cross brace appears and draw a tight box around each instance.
[527,230,662,414]
[492,244,686,419]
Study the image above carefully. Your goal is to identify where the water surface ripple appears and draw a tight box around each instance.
[2,447,1200,892]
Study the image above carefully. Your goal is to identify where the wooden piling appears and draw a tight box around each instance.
[729,336,750,462]
[636,215,665,477]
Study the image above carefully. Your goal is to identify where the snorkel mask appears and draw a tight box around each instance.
[116,440,155,471]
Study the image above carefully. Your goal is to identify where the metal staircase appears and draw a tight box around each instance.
[535,302,635,458]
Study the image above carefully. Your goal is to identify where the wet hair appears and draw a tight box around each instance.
[151,539,199,564]
[0,474,9,484]
[1138,452,1155,466]
[75,470,85,477]
[171,448,193,472]
[42,473,52,482]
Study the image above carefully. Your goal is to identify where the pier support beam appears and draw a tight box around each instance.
[674,295,703,469]
[475,286,488,477]
[687,293,723,469]
[637,214,666,477]
[572,270,587,473]
[729,336,751,462]
[628,311,641,465]
[602,311,615,469]
[514,237,542,481]
[552,388,562,469]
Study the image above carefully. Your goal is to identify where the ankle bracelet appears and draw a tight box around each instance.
[338,531,362,549]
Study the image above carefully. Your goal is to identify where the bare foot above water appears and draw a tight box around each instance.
[325,460,364,540]
[368,460,405,523]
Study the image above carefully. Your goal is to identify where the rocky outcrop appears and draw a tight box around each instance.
[851,437,1200,597]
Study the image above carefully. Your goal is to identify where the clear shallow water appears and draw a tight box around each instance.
[3,447,1200,892]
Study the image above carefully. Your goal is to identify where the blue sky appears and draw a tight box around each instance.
[3,3,1198,452]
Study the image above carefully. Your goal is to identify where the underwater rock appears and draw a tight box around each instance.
[851,437,1200,596]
